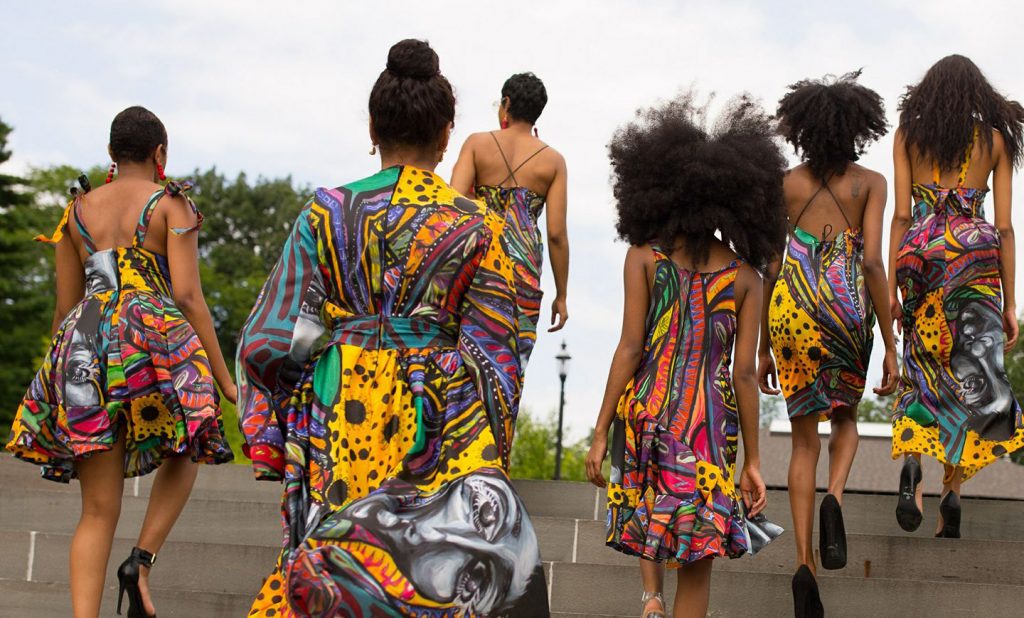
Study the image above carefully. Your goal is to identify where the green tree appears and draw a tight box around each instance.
[858,394,896,423]
[1003,317,1024,464]
[0,121,70,429]
[510,409,596,482]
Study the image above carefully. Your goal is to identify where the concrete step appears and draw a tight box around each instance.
[0,578,252,618]
[569,518,1024,585]
[547,562,1024,617]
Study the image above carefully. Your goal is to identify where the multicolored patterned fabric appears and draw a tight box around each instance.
[606,246,748,565]
[768,225,874,420]
[5,183,233,482]
[475,185,545,369]
[893,139,1024,479]
[237,166,548,617]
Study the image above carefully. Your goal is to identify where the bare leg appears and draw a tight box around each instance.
[71,435,126,618]
[133,454,199,615]
[673,558,713,618]
[789,414,821,573]
[935,465,963,534]
[826,406,859,505]
[640,558,666,616]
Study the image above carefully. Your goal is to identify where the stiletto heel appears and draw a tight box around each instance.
[939,491,961,538]
[896,456,923,532]
[819,493,847,569]
[792,565,824,618]
[116,546,157,618]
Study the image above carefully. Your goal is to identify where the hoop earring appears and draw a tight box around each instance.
[369,143,377,156]
[105,162,117,184]
[156,162,167,181]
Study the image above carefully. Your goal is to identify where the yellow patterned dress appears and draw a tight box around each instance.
[237,167,549,617]
[892,142,1024,478]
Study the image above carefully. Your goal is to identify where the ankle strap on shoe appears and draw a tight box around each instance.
[641,591,664,604]
[131,547,157,567]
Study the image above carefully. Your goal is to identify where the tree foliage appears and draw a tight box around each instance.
[510,409,596,482]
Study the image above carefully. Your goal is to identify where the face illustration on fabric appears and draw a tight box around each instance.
[65,329,100,407]
[344,472,540,613]
[83,253,117,296]
[952,300,1014,438]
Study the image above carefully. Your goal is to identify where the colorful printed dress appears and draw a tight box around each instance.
[475,132,549,368]
[768,183,874,419]
[892,140,1024,479]
[237,166,549,617]
[606,245,748,564]
[5,183,233,482]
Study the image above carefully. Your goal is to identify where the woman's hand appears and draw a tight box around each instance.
[549,296,569,332]
[739,462,767,516]
[874,348,899,396]
[221,382,238,405]
[585,432,608,488]
[890,295,904,338]
[1004,305,1019,351]
[757,352,780,395]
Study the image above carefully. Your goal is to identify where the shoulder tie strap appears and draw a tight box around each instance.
[72,196,99,254]
[133,189,167,247]
[822,182,853,230]
[791,181,829,231]
[507,145,550,181]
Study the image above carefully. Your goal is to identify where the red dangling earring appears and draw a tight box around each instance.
[156,162,167,181]
[500,117,509,130]
[105,162,117,184]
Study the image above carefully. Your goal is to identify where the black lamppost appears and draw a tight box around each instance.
[554,340,571,480]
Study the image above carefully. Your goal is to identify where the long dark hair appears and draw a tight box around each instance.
[899,54,1024,170]
[609,92,787,274]
[777,70,887,179]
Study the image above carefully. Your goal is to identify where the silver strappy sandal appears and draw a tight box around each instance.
[640,591,666,618]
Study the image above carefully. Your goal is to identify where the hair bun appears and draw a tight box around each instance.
[386,39,439,80]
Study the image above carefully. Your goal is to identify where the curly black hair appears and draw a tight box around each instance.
[501,73,547,124]
[610,92,787,273]
[109,106,167,163]
[899,54,1024,170]
[369,39,456,149]
[777,70,887,179]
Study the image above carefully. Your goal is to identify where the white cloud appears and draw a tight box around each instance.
[2,0,1024,444]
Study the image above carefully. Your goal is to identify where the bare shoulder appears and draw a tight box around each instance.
[734,261,763,293]
[625,243,655,265]
[849,163,887,191]
[991,128,1008,159]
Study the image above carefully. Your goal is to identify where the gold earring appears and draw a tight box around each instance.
[369,143,377,156]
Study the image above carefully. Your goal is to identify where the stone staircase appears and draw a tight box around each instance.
[2,455,1023,617]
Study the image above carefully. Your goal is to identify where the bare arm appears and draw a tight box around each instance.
[52,235,84,335]
[449,135,477,196]
[164,196,236,402]
[546,154,569,331]
[757,256,781,395]
[861,172,899,394]
[735,265,766,515]
[889,130,914,336]
[992,132,1018,349]
[585,246,650,487]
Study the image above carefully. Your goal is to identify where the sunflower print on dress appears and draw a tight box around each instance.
[237,167,549,617]
[892,135,1024,479]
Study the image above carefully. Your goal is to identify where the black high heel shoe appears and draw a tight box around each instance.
[937,491,962,538]
[896,456,923,532]
[819,494,847,570]
[116,547,157,618]
[792,565,825,618]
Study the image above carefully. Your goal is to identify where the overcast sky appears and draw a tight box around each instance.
[3,0,1024,442]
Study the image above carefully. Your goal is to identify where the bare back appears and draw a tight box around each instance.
[784,163,878,241]
[907,128,1001,191]
[463,130,560,196]
[69,179,180,262]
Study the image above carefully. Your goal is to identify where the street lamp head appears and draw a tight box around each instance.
[556,340,571,380]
